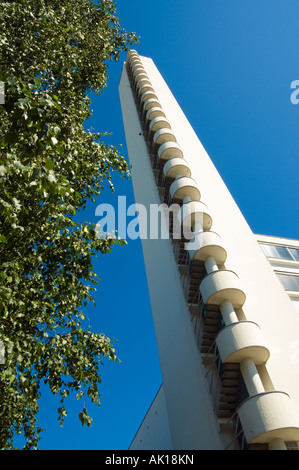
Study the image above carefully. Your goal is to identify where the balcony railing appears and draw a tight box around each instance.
[220,410,269,450]
[205,349,249,421]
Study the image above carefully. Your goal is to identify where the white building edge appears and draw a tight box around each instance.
[119,51,299,451]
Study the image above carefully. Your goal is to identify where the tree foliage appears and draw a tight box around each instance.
[0,0,137,449]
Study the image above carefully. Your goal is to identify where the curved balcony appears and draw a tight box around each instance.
[132,66,145,77]
[128,56,139,66]
[169,176,200,202]
[216,321,270,364]
[200,270,246,308]
[163,157,191,179]
[128,50,139,60]
[149,116,171,133]
[132,66,146,78]
[179,201,213,232]
[237,391,299,444]
[130,58,142,69]
[131,61,145,73]
[153,128,177,145]
[128,50,138,56]
[135,73,149,86]
[143,97,161,112]
[140,90,159,105]
[146,106,167,121]
[138,83,155,96]
[158,142,183,161]
[187,230,227,265]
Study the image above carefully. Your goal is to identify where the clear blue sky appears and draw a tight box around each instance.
[35,0,299,450]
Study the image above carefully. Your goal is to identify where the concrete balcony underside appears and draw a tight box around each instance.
[141,90,159,104]
[150,116,172,132]
[170,176,201,202]
[138,83,155,95]
[130,59,143,69]
[154,128,177,145]
[216,321,270,364]
[179,201,213,232]
[135,73,149,85]
[158,141,184,160]
[237,391,299,444]
[143,97,161,111]
[200,270,246,308]
[187,231,227,265]
[163,157,191,179]
[146,106,167,120]
[132,64,145,76]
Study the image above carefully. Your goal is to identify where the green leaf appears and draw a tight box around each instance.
[9,374,16,385]
[0,0,136,450]
[47,170,57,183]
[45,158,53,171]
[53,126,61,136]
[56,145,64,156]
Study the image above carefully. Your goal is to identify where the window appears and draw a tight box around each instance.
[290,248,299,262]
[260,243,299,262]
[276,273,299,292]
[260,244,279,258]
[275,246,294,260]
[285,441,299,451]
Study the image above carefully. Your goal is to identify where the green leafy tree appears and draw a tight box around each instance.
[0,0,137,449]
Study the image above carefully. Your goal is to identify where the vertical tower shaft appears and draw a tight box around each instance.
[119,51,299,450]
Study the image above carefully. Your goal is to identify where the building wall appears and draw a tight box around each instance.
[119,54,299,449]
[256,234,299,314]
[129,385,172,450]
[119,60,223,450]
[129,234,299,449]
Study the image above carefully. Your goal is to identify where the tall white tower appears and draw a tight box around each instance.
[119,51,299,450]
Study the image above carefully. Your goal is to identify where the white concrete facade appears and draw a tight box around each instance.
[255,234,299,314]
[119,51,299,450]
[129,385,173,450]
